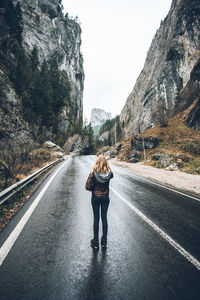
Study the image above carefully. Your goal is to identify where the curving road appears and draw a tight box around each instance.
[0,155,200,300]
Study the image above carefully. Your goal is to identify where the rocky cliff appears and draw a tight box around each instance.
[91,108,112,127]
[0,0,84,142]
[90,108,111,135]
[120,0,200,136]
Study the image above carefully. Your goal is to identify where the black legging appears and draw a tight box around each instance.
[91,195,110,241]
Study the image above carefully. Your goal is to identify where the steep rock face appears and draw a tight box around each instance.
[120,0,200,136]
[14,0,84,129]
[186,97,200,130]
[0,0,84,141]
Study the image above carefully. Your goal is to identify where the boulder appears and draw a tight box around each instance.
[104,151,112,159]
[98,145,120,159]
[128,150,141,163]
[102,149,118,159]
[43,141,62,152]
[43,141,64,158]
[166,163,179,171]
[101,146,110,153]
[132,136,158,151]
[51,151,65,159]
[63,134,90,155]
[158,154,174,168]
[195,168,200,174]
[157,154,187,170]
[152,153,162,160]
[115,143,122,152]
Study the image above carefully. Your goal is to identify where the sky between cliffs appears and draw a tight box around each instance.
[62,0,172,122]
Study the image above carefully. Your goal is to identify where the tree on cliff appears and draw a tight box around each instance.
[3,0,23,44]
[81,120,94,153]
[32,60,52,123]
[31,45,39,73]
[98,115,122,146]
[49,58,71,113]
[87,123,94,152]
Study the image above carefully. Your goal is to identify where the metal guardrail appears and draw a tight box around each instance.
[0,159,63,206]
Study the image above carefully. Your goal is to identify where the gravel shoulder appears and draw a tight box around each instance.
[110,158,200,197]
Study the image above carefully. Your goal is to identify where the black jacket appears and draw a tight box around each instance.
[85,171,113,197]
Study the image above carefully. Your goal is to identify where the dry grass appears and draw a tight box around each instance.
[0,147,56,191]
[141,100,200,143]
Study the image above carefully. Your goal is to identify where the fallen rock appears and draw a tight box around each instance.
[195,168,200,174]
[152,153,162,160]
[103,149,118,159]
[158,154,174,168]
[43,141,64,158]
[132,136,158,151]
[43,141,62,152]
[101,146,110,152]
[63,134,90,155]
[166,163,179,171]
[128,150,141,163]
[115,143,122,152]
[51,151,65,158]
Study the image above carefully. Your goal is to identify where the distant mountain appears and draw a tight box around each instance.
[90,108,112,135]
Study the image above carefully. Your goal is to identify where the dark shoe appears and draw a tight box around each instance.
[90,239,99,250]
[101,238,107,248]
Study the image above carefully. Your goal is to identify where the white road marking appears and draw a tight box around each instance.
[110,163,200,202]
[0,158,71,267]
[110,186,200,271]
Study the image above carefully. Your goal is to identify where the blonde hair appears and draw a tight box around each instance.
[93,155,111,173]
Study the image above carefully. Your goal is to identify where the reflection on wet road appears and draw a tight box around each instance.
[0,155,200,300]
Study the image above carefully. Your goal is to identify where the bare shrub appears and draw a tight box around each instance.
[0,136,36,189]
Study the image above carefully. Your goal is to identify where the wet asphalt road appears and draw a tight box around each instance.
[0,155,200,300]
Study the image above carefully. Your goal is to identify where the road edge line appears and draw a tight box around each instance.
[110,186,200,271]
[0,158,71,267]
[110,162,200,202]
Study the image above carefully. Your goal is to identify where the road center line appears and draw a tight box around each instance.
[0,158,71,267]
[110,186,200,271]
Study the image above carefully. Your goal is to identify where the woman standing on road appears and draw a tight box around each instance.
[85,155,113,250]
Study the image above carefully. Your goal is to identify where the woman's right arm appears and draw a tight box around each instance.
[85,172,94,191]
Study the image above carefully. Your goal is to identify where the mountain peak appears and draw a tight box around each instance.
[90,108,112,127]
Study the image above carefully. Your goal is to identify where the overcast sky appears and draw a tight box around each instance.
[62,0,172,121]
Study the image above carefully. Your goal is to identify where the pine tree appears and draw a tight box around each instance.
[49,58,69,113]
[87,123,94,152]
[5,1,23,44]
[115,115,122,142]
[32,61,52,124]
[14,47,30,94]
[31,46,39,73]
[15,2,23,44]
